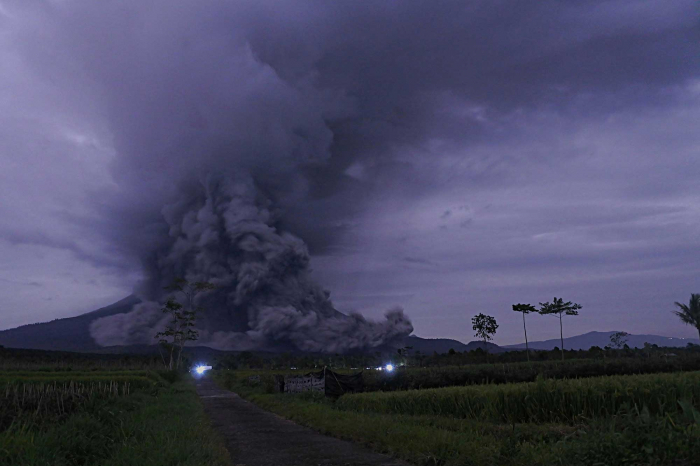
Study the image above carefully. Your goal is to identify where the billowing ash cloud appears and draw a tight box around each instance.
[90,175,412,351]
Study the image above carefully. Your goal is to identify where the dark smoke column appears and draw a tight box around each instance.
[90,176,413,352]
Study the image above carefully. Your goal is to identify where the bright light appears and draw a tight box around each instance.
[196,366,206,374]
[385,364,394,372]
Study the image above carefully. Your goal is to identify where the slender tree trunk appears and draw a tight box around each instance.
[158,345,167,369]
[559,313,564,361]
[168,344,174,370]
[522,312,530,362]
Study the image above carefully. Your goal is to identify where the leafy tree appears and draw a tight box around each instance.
[512,303,537,361]
[538,297,582,360]
[609,331,629,349]
[396,346,413,366]
[397,346,413,358]
[472,313,498,359]
[672,294,700,340]
[155,278,216,370]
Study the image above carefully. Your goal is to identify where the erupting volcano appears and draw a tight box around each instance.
[90,177,412,352]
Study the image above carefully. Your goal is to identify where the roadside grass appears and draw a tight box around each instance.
[0,379,231,466]
[216,370,700,466]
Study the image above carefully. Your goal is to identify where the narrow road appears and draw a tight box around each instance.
[195,377,407,466]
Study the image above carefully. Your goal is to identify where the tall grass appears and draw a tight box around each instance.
[1,380,133,430]
[0,371,164,433]
[338,371,700,423]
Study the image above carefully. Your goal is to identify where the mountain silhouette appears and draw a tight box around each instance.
[504,331,699,351]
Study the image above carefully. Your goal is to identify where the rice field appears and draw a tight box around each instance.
[0,366,231,466]
[0,370,161,432]
[339,371,700,423]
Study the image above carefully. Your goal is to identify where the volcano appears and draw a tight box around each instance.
[0,296,140,352]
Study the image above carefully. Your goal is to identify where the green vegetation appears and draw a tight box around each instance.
[673,293,700,340]
[216,370,700,466]
[471,313,498,354]
[609,331,630,349]
[156,278,216,370]
[0,369,231,466]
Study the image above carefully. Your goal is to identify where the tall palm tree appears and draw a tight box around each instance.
[539,297,582,361]
[672,294,700,340]
[512,304,537,361]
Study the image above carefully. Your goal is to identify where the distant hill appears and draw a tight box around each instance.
[504,331,700,351]
[403,335,505,354]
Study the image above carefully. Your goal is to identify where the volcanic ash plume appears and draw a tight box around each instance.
[90,176,413,352]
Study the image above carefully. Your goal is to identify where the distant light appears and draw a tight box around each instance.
[195,365,212,375]
[385,364,394,372]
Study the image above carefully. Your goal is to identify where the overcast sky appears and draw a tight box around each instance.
[1,1,699,345]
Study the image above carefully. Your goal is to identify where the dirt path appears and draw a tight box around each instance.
[195,377,407,466]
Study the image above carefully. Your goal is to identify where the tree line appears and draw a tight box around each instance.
[470,296,582,361]
[472,293,700,362]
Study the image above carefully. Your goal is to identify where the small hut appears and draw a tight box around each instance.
[283,367,363,397]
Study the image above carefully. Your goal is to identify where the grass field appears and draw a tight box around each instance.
[0,369,231,466]
[216,369,700,465]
